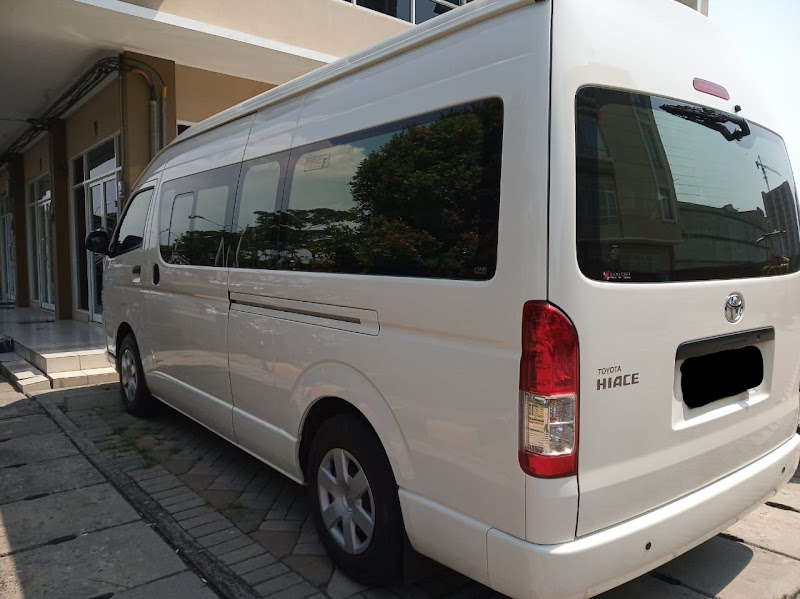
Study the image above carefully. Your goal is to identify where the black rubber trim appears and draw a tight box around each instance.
[231,299,361,325]
[676,327,774,361]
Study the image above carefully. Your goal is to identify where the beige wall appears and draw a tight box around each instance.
[65,80,121,161]
[121,0,410,58]
[176,65,274,124]
[23,136,50,183]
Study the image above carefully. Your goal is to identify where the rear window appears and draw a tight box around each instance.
[576,87,800,282]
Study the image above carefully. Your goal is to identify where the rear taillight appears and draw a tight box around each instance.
[519,301,579,478]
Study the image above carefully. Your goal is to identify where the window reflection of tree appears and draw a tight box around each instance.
[282,99,503,279]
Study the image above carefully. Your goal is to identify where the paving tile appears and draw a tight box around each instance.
[254,571,305,596]
[161,491,200,507]
[201,489,242,509]
[0,413,58,439]
[174,505,216,522]
[772,477,800,512]
[208,535,255,557]
[269,581,321,599]
[165,497,208,514]
[0,432,77,468]
[128,464,170,481]
[596,575,707,598]
[327,569,368,599]
[63,392,119,412]
[0,398,43,420]
[115,571,219,599]
[726,504,800,559]
[0,483,139,555]
[284,554,335,587]
[153,486,193,502]
[219,542,266,565]
[244,563,291,586]
[197,528,244,548]
[0,454,104,505]
[251,530,301,558]
[293,542,327,556]
[188,519,235,538]
[0,521,186,599]
[182,473,218,492]
[258,519,303,532]
[180,512,226,531]
[231,553,278,575]
[140,475,185,494]
[656,535,800,599]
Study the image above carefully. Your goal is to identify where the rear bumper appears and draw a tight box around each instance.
[486,434,800,599]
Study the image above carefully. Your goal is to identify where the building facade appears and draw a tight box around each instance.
[0,0,707,321]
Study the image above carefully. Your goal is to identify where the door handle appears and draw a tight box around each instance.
[132,265,141,275]
[152,263,160,285]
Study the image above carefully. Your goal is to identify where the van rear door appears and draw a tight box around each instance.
[551,86,800,537]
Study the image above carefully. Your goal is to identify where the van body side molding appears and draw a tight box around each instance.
[229,292,380,335]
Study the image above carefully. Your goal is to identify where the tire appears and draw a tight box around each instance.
[117,334,157,417]
[307,414,403,585]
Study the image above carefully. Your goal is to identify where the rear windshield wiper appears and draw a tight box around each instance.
[660,104,751,141]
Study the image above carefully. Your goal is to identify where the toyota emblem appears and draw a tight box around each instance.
[724,292,744,324]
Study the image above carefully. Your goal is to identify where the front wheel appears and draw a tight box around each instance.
[117,334,157,417]
[307,414,403,585]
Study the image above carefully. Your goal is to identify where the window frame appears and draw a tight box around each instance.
[157,163,242,268]
[228,151,289,271]
[108,186,155,258]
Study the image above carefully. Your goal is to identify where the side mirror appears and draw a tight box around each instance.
[85,230,110,255]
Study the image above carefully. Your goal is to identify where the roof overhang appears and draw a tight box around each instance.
[0,0,334,157]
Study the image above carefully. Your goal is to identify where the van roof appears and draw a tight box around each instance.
[173,0,537,145]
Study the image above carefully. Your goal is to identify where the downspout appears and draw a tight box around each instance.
[161,85,168,149]
[118,54,126,205]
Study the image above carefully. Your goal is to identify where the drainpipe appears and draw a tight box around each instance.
[161,85,168,149]
[148,97,159,160]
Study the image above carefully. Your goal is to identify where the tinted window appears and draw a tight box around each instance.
[576,87,800,282]
[281,98,503,279]
[112,188,153,255]
[158,165,238,266]
[231,159,283,269]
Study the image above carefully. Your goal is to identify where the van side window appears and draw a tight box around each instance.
[281,98,503,279]
[158,164,239,266]
[111,188,154,256]
[231,158,283,269]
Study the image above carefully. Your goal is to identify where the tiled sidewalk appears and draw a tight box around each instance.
[38,383,492,599]
[0,379,220,599]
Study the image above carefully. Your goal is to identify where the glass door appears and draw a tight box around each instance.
[86,176,117,322]
[2,214,16,301]
[36,200,55,310]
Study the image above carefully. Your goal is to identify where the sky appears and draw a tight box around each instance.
[708,0,800,186]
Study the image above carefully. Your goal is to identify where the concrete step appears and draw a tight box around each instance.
[24,347,112,375]
[0,350,117,392]
[50,367,118,389]
[0,356,51,393]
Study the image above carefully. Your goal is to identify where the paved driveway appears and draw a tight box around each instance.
[9,382,800,599]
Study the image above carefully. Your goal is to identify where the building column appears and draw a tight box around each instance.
[48,119,73,320]
[8,155,29,308]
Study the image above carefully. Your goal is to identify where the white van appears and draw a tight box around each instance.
[86,0,800,597]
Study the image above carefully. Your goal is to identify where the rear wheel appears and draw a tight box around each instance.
[307,414,403,585]
[117,334,157,416]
